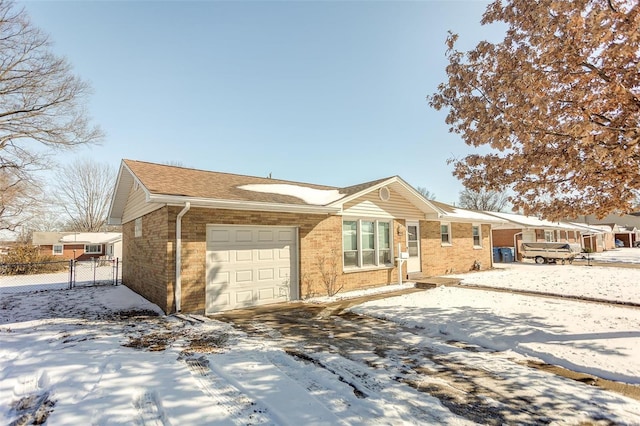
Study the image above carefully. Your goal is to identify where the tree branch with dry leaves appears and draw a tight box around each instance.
[429,0,639,220]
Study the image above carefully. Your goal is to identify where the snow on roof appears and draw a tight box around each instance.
[237,184,345,206]
[60,232,122,244]
[486,211,580,230]
[445,208,508,223]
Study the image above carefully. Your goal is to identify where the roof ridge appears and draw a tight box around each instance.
[123,159,338,190]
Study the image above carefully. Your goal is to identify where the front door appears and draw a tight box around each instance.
[406,222,421,273]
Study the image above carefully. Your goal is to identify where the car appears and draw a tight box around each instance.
[615,239,625,248]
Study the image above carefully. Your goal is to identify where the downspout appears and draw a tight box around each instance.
[175,202,191,313]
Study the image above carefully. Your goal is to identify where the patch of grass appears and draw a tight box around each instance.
[186,334,229,353]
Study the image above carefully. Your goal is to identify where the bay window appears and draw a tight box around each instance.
[343,219,392,268]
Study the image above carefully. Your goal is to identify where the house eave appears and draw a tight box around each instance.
[149,194,341,215]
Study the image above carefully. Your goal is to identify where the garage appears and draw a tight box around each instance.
[205,225,298,313]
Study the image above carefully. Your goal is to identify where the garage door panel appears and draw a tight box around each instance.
[208,250,229,263]
[234,290,253,303]
[206,225,297,313]
[210,230,230,243]
[235,270,253,283]
[258,230,274,241]
[258,268,274,280]
[235,250,253,262]
[257,249,274,260]
[278,247,291,260]
[277,230,293,241]
[258,287,275,300]
[210,271,230,285]
[236,230,253,242]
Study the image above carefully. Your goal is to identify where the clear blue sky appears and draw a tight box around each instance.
[21,0,503,205]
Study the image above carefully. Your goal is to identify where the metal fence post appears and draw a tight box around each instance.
[115,258,119,286]
[68,259,74,290]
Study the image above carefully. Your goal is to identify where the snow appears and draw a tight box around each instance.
[59,232,122,243]
[238,183,345,205]
[2,250,640,424]
[443,208,507,224]
[486,210,583,230]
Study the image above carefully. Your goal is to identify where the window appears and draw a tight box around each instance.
[135,217,142,238]
[441,223,451,245]
[544,230,555,242]
[343,220,358,267]
[52,244,63,256]
[378,222,391,264]
[472,225,481,248]
[85,244,102,254]
[342,219,392,268]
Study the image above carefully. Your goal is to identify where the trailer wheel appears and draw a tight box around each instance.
[561,259,566,265]
[535,256,545,264]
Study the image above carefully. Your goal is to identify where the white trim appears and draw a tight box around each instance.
[150,194,340,215]
[342,217,393,270]
[406,221,421,273]
[440,222,452,246]
[472,224,482,249]
[134,217,142,238]
[84,244,102,254]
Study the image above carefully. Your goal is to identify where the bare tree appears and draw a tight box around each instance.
[416,186,436,200]
[429,0,639,220]
[54,159,115,232]
[0,168,41,233]
[459,188,509,212]
[0,1,102,231]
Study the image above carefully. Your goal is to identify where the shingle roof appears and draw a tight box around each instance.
[125,159,342,206]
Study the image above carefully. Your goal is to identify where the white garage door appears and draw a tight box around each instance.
[205,225,298,313]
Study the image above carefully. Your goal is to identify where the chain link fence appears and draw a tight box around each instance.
[0,258,121,295]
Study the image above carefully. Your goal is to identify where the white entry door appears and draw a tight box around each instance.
[406,222,421,273]
[205,225,297,313]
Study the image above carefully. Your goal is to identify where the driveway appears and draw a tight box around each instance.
[215,286,639,425]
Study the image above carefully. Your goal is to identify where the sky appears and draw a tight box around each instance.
[19,0,504,205]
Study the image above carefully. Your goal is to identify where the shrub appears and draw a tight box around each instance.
[0,244,67,275]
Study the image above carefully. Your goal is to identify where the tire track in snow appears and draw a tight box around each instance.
[183,355,272,425]
[134,390,171,426]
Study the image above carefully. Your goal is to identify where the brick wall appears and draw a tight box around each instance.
[122,207,171,312]
[492,229,521,248]
[164,207,405,313]
[123,206,493,314]
[421,222,492,276]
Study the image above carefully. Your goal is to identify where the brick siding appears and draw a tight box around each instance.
[123,207,492,314]
[421,222,492,276]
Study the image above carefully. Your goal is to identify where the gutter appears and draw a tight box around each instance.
[148,194,340,215]
[175,202,191,312]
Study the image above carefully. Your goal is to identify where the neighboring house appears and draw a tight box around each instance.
[483,211,587,259]
[32,232,123,261]
[568,223,616,252]
[575,214,640,247]
[108,159,505,315]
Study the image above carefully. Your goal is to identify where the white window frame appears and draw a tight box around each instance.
[472,224,482,248]
[84,244,102,254]
[544,230,555,242]
[135,217,142,238]
[52,244,63,256]
[342,218,393,270]
[440,222,452,246]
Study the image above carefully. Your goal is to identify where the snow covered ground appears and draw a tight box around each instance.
[1,250,640,424]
